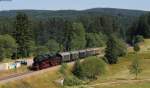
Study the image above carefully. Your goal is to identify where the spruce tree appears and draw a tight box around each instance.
[14,13,32,57]
[63,20,72,51]
[70,22,86,50]
[63,22,86,51]
[105,35,118,64]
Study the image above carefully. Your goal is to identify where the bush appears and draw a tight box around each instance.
[134,35,144,44]
[73,57,106,80]
[63,75,83,86]
[59,63,68,76]
[133,43,140,52]
[115,38,127,56]
[129,58,142,79]
[72,60,83,78]
[102,57,109,64]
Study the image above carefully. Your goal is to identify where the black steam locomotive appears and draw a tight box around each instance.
[32,48,102,70]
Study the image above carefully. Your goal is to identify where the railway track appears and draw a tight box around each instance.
[0,54,104,84]
[0,65,59,84]
[0,62,70,84]
[0,71,33,84]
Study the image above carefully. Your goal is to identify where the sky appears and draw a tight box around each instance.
[0,0,150,11]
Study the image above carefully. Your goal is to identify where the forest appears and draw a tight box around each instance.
[0,8,149,61]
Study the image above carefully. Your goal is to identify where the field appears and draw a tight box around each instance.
[0,62,76,88]
[0,39,150,88]
[87,39,150,88]
[0,58,33,79]
[87,52,150,88]
[0,66,29,79]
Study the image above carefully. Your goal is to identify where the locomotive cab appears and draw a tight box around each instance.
[32,53,62,70]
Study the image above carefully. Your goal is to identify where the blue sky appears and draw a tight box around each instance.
[0,0,150,11]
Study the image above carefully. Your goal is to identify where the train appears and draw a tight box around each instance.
[31,48,103,70]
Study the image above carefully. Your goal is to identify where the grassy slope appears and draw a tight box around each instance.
[0,39,150,88]
[88,39,150,88]
[0,61,76,88]
[0,66,60,88]
[0,66,29,78]
[0,58,33,79]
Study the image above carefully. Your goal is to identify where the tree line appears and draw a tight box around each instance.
[0,12,149,61]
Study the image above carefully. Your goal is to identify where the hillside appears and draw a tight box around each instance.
[0,8,148,37]
[0,8,147,18]
[0,8,148,35]
[0,39,150,88]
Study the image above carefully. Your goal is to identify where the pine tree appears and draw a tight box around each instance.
[70,22,86,50]
[63,20,72,51]
[14,13,32,57]
[63,22,86,51]
[105,35,118,64]
[46,39,60,53]
[137,15,150,38]
[86,33,105,48]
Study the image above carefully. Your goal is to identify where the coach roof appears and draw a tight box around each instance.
[58,52,70,56]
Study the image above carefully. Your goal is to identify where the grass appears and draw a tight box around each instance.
[0,66,60,88]
[0,61,77,88]
[87,39,150,88]
[64,52,150,88]
[0,66,29,78]
[92,81,150,88]
[0,53,150,88]
[0,57,33,79]
[0,39,150,88]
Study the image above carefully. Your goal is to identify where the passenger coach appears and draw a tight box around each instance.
[32,48,102,70]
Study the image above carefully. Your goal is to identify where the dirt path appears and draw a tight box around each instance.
[88,79,150,87]
[65,79,150,88]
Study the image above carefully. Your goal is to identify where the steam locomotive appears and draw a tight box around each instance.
[32,48,103,70]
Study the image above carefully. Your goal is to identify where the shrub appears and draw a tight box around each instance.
[63,76,83,86]
[129,58,142,79]
[115,38,127,56]
[134,35,144,44]
[73,57,106,80]
[133,43,140,52]
[59,63,68,77]
[72,60,83,78]
[102,57,109,64]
